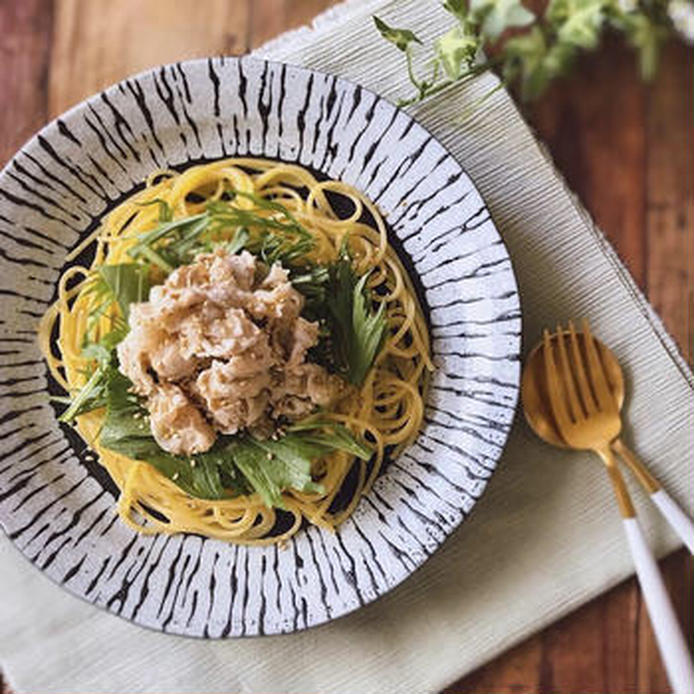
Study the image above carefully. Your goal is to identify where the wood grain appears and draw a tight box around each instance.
[527,38,649,288]
[646,40,694,363]
[0,2,692,692]
[0,0,53,164]
[49,0,250,117]
[450,34,693,694]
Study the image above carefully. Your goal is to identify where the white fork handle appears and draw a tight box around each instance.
[651,490,694,555]
[612,440,694,555]
[623,517,694,694]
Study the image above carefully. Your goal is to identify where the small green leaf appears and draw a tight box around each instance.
[442,0,468,21]
[555,0,605,50]
[373,15,423,51]
[96,264,151,322]
[214,227,249,255]
[99,370,159,459]
[435,24,480,79]
[58,366,108,423]
[349,274,387,385]
[320,250,387,386]
[231,441,285,508]
[503,26,556,100]
[471,0,535,40]
[136,198,173,222]
[613,11,668,80]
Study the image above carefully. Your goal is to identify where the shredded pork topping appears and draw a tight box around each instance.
[117,249,344,456]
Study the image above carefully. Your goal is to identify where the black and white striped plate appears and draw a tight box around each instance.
[0,56,520,637]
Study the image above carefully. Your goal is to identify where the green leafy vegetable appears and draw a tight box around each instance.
[212,192,315,267]
[128,214,208,271]
[97,369,247,499]
[288,417,373,460]
[321,252,387,386]
[374,0,686,105]
[289,264,331,316]
[374,16,438,101]
[231,422,372,508]
[127,192,316,272]
[58,263,150,424]
[95,264,150,322]
[97,370,371,505]
[82,263,150,337]
[348,274,388,385]
[58,365,109,423]
[215,227,249,255]
[232,437,324,508]
[136,198,173,222]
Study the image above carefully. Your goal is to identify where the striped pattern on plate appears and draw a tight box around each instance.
[0,56,520,637]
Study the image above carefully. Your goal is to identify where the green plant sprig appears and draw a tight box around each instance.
[375,0,691,104]
[127,191,315,272]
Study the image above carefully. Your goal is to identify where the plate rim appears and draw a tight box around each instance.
[0,54,522,637]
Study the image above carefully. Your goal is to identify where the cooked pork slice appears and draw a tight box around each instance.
[287,317,320,365]
[179,307,266,360]
[270,394,316,420]
[161,261,211,290]
[116,247,347,450]
[147,285,205,330]
[116,306,165,395]
[261,263,290,289]
[197,250,258,306]
[148,384,216,456]
[118,305,197,391]
[149,337,198,381]
[195,359,271,434]
[209,249,257,290]
[300,363,346,406]
[116,335,154,396]
[270,364,344,419]
[246,263,303,323]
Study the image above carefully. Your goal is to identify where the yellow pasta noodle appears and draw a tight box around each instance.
[39,158,433,545]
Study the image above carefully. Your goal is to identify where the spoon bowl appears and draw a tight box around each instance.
[521,329,624,449]
[520,322,694,694]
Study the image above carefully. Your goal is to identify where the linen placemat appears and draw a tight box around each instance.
[1,1,692,692]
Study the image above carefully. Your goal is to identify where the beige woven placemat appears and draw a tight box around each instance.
[1,1,692,692]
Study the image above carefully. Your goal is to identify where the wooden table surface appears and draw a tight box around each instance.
[1,1,691,692]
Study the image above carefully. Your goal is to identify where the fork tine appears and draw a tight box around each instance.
[543,328,572,435]
[568,320,597,415]
[582,318,614,412]
[555,324,583,422]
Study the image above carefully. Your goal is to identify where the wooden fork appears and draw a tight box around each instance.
[544,320,694,694]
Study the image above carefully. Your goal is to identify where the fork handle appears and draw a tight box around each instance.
[612,438,694,555]
[651,490,694,556]
[623,517,694,694]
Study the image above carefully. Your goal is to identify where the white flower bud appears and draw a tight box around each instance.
[669,0,694,43]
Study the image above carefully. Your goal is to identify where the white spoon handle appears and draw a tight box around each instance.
[623,517,694,694]
[650,489,694,555]
[612,440,694,555]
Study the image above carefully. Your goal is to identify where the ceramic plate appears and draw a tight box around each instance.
[0,56,520,637]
